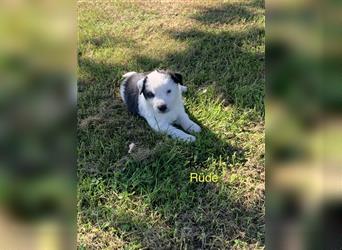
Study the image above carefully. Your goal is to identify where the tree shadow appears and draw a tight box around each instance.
[80,34,140,50]
[78,1,264,248]
[192,1,262,25]
[78,105,263,248]
[168,27,264,109]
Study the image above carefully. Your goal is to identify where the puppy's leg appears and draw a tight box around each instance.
[147,119,196,142]
[176,112,201,133]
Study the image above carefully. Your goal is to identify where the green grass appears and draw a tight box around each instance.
[78,0,265,249]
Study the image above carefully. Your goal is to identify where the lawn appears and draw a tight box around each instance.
[77,0,265,249]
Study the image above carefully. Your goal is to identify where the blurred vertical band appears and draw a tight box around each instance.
[267,0,342,249]
[0,0,76,249]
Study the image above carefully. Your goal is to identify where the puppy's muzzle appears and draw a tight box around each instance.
[157,104,167,113]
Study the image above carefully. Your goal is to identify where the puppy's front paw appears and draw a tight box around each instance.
[182,134,196,142]
[187,123,201,133]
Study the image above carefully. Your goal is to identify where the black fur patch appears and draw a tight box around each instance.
[140,76,147,94]
[142,77,157,99]
[123,73,145,115]
[169,72,183,84]
[156,69,183,84]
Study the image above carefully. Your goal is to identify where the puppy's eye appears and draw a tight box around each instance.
[145,92,154,98]
[167,89,172,94]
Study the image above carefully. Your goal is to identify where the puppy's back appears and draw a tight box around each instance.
[120,72,145,115]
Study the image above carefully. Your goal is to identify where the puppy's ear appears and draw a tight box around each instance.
[137,76,147,94]
[179,85,187,93]
[169,72,183,84]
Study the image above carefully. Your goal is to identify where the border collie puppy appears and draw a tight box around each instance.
[120,69,201,142]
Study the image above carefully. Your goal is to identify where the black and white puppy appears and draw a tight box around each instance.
[120,70,201,142]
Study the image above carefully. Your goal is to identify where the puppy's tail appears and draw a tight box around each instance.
[122,71,136,78]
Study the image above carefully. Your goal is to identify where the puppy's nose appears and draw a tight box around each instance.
[158,104,167,112]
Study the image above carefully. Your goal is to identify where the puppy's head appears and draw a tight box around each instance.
[137,70,184,113]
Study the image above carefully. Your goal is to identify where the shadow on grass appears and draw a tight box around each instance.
[167,27,264,111]
[81,35,140,50]
[78,1,264,248]
[192,1,261,25]
[78,117,263,248]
